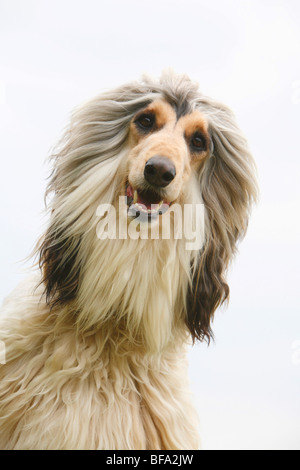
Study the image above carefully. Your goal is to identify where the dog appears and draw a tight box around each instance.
[0,71,258,449]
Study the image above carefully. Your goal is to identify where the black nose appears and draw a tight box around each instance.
[144,156,176,188]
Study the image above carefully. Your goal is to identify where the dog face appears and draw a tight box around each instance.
[125,99,211,221]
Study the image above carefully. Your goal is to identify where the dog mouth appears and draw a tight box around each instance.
[125,182,171,220]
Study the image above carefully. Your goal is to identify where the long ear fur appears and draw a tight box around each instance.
[38,223,82,308]
[186,99,258,343]
[37,85,157,309]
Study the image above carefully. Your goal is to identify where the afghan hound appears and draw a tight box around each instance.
[0,71,258,450]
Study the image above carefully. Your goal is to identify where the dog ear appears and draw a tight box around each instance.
[186,104,258,343]
[186,244,230,343]
[38,222,81,309]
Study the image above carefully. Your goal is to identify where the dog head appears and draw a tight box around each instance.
[38,71,258,345]
[125,98,211,221]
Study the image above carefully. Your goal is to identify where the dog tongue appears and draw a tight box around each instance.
[126,185,133,198]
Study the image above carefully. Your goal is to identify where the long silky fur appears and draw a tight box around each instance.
[0,71,258,449]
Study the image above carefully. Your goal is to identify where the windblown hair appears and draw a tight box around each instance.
[0,71,258,449]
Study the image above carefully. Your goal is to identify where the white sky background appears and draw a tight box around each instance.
[0,0,299,450]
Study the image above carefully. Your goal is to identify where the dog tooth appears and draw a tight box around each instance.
[133,191,138,204]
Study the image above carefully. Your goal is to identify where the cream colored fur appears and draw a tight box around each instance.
[0,273,199,449]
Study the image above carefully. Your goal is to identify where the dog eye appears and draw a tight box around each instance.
[135,113,155,131]
[190,132,206,152]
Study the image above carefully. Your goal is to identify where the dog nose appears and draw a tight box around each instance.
[144,156,176,188]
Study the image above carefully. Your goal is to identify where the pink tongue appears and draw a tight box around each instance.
[126,185,133,198]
